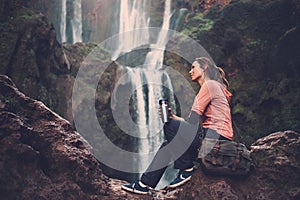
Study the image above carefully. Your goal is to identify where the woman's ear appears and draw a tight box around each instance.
[202,64,208,71]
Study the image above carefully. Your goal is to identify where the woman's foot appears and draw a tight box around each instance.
[168,167,197,188]
[121,180,151,195]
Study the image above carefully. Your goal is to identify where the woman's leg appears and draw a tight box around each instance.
[173,124,201,170]
[140,119,200,188]
[140,119,180,188]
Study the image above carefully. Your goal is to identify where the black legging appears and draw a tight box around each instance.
[141,119,201,188]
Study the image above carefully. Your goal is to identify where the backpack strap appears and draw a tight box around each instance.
[232,143,243,171]
[211,141,220,165]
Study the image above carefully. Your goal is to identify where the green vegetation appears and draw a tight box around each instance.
[16,7,39,22]
[0,95,20,113]
[181,12,214,38]
[37,85,55,110]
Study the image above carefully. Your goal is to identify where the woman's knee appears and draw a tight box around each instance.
[163,119,180,141]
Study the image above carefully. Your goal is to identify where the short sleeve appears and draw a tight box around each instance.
[191,82,211,115]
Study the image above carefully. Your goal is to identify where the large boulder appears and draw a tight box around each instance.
[0,75,110,199]
[176,130,300,200]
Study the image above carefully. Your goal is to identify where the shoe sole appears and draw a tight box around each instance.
[121,185,148,195]
[168,176,191,188]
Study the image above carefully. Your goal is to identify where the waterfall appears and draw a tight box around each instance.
[112,0,150,60]
[111,0,176,188]
[140,0,177,188]
[60,0,82,43]
[60,0,67,43]
[71,0,83,43]
[141,0,174,155]
[126,67,147,135]
[66,0,191,189]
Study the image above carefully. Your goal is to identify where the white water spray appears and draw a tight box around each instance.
[113,0,176,188]
[109,0,178,189]
[112,0,150,60]
[139,0,176,188]
[60,0,82,43]
[71,0,83,43]
[60,0,67,43]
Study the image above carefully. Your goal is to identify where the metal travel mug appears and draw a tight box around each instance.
[159,98,170,123]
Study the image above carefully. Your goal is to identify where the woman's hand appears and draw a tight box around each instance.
[167,107,185,121]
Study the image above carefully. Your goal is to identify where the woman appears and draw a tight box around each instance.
[122,57,234,194]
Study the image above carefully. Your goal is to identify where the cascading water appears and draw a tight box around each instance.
[71,0,83,43]
[60,0,67,43]
[143,0,173,137]
[61,0,185,187]
[60,0,82,43]
[112,0,150,60]
[111,0,177,188]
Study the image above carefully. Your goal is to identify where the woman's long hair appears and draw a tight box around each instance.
[195,57,229,87]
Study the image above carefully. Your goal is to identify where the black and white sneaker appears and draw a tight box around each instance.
[168,167,197,188]
[121,180,150,195]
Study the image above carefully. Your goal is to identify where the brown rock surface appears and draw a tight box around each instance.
[176,130,300,200]
[0,74,110,199]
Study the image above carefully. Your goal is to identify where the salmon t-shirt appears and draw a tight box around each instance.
[191,80,233,140]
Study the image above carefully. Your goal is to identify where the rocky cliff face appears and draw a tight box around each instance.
[0,75,110,199]
[0,1,73,121]
[1,74,299,199]
[0,0,121,126]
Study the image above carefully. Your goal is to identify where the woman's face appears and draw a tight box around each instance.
[189,61,204,82]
